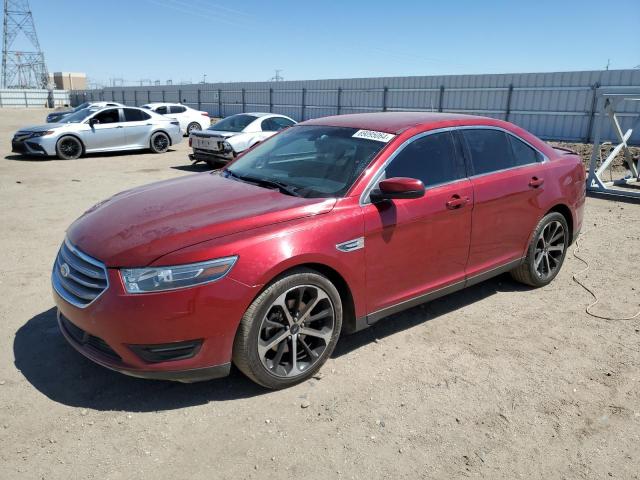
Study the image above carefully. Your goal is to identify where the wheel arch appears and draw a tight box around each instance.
[545,203,574,244]
[248,262,357,337]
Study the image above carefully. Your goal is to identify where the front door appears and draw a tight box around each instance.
[81,108,124,150]
[363,130,473,318]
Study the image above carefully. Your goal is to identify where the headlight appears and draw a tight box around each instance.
[30,130,54,137]
[120,256,238,293]
[223,141,233,152]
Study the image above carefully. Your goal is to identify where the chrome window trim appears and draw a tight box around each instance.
[455,125,549,180]
[52,238,109,309]
[359,125,548,206]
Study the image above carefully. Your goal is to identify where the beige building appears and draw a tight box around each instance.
[49,72,87,90]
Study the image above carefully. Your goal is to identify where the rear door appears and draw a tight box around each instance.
[122,108,152,148]
[363,130,473,317]
[460,128,547,277]
[168,105,188,131]
[80,108,124,150]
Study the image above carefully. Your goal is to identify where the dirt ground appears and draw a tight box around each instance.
[1,108,639,480]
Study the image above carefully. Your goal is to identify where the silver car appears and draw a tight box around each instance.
[12,106,182,160]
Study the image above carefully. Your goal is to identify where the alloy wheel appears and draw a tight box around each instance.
[188,123,201,134]
[534,220,565,280]
[153,134,169,151]
[258,285,335,378]
[60,138,80,157]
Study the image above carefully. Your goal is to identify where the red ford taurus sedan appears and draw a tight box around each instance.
[52,112,585,389]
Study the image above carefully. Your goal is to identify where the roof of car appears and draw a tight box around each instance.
[299,112,498,134]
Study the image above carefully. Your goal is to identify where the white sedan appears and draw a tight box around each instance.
[188,112,296,166]
[141,103,211,135]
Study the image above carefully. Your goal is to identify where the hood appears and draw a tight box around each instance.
[16,123,67,134]
[191,130,237,139]
[67,172,336,267]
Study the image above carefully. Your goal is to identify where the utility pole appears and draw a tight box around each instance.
[2,0,50,88]
[202,73,207,84]
[270,69,284,82]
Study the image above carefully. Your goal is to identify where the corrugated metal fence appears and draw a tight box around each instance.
[71,69,640,143]
[0,89,70,108]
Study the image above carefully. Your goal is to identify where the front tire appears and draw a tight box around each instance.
[511,212,569,287]
[150,132,170,153]
[233,269,342,389]
[55,136,83,160]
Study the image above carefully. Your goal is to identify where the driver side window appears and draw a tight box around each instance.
[383,131,465,188]
[92,108,120,124]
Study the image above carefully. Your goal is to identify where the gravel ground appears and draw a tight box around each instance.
[1,109,639,479]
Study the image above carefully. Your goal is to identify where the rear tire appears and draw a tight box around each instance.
[511,212,569,287]
[150,132,170,153]
[233,268,342,389]
[55,136,83,160]
[186,122,201,135]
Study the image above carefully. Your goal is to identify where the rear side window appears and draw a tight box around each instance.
[155,106,168,114]
[170,105,186,113]
[509,135,543,166]
[123,108,150,122]
[384,132,464,187]
[462,129,514,175]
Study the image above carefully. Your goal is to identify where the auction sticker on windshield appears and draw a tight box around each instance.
[352,130,395,143]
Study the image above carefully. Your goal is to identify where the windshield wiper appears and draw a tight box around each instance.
[223,170,301,197]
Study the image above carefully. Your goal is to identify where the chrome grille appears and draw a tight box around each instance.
[52,239,108,308]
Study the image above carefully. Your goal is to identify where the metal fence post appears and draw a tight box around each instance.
[505,84,514,121]
[586,82,600,143]
[162,90,165,102]
[269,88,273,113]
[197,88,201,110]
[147,90,151,103]
[301,88,306,120]
[218,89,222,117]
[336,87,342,115]
[438,85,445,112]
[241,88,246,113]
[134,90,137,106]
[382,87,388,112]
[178,88,182,103]
[24,90,28,107]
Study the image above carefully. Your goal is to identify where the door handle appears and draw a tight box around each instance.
[116,125,124,128]
[446,194,469,209]
[529,176,544,188]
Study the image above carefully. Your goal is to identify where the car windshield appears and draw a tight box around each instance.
[72,102,90,112]
[208,114,257,132]
[60,108,100,123]
[225,126,387,198]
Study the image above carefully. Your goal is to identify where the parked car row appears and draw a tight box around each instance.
[47,110,586,389]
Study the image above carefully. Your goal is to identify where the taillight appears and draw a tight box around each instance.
[201,112,209,116]
[189,137,192,147]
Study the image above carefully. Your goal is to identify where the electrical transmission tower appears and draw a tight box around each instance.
[2,0,49,88]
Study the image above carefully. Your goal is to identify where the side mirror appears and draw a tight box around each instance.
[89,118,100,127]
[369,177,425,202]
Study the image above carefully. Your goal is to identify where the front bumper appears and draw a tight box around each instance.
[53,268,259,382]
[12,136,53,156]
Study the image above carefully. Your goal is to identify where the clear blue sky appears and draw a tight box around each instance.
[25,0,640,85]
